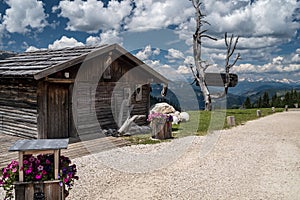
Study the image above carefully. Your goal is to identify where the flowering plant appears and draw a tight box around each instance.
[0,154,78,199]
[147,112,173,123]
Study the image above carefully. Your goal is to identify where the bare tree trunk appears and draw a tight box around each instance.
[190,1,240,110]
[191,0,215,111]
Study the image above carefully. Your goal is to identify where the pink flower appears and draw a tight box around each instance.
[42,170,47,175]
[29,157,35,162]
[37,165,43,171]
[35,159,41,165]
[23,160,29,165]
[25,168,32,175]
[12,168,17,173]
[35,174,42,180]
[63,178,68,183]
[46,159,51,165]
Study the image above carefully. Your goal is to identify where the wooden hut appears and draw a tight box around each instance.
[0,44,168,140]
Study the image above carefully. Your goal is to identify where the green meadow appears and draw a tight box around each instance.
[125,108,284,145]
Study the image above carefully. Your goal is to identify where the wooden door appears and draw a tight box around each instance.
[47,84,69,138]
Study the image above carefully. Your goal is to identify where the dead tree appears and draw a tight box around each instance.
[224,32,240,94]
[190,0,216,111]
[189,0,240,110]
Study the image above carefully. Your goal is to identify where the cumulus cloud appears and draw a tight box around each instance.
[25,46,40,52]
[85,30,123,46]
[54,0,132,33]
[125,0,193,32]
[86,36,101,46]
[135,45,160,61]
[177,65,190,74]
[98,29,123,45]
[175,0,300,65]
[48,36,84,49]
[291,49,300,63]
[2,0,48,34]
[165,48,184,61]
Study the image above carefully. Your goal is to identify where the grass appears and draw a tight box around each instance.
[124,108,284,145]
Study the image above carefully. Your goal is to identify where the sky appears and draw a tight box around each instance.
[0,0,299,83]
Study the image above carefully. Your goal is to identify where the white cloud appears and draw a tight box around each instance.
[2,0,48,34]
[86,36,101,46]
[98,29,123,45]
[54,0,132,33]
[177,65,190,74]
[183,56,194,65]
[125,0,193,32]
[165,48,184,60]
[135,45,160,61]
[25,46,40,52]
[48,36,84,49]
[291,49,300,63]
[85,30,123,46]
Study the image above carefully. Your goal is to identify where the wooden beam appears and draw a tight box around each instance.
[45,78,74,84]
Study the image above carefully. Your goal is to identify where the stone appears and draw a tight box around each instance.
[180,112,190,122]
[150,103,176,114]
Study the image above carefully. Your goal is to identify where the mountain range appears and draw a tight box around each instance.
[151,79,300,110]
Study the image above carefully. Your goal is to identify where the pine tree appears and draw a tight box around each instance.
[243,97,252,109]
[271,93,277,107]
[257,96,262,108]
[262,92,270,108]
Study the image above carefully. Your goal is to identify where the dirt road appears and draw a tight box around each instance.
[1,111,300,199]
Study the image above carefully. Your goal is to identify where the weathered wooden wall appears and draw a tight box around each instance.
[73,52,151,136]
[0,79,38,138]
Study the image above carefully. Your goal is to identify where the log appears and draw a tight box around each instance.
[118,115,145,135]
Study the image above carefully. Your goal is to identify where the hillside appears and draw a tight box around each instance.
[150,80,300,109]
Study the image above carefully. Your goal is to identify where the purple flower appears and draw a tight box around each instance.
[23,160,29,165]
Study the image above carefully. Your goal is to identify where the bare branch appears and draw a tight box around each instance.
[230,53,241,68]
[199,35,217,41]
[225,32,228,47]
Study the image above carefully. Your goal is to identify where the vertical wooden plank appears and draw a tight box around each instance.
[14,184,25,200]
[37,80,48,139]
[18,152,24,182]
[47,83,69,138]
[24,183,34,200]
[54,150,59,179]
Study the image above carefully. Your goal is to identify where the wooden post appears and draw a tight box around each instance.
[272,107,275,113]
[54,150,60,179]
[227,116,235,126]
[257,110,261,117]
[18,152,24,182]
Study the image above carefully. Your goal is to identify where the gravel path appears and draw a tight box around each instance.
[1,111,300,199]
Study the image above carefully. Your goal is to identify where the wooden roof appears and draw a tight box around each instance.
[0,44,168,83]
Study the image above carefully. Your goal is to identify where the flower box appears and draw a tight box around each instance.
[14,180,64,200]
[1,139,78,200]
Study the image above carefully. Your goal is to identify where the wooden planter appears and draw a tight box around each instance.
[151,120,172,139]
[14,180,64,200]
